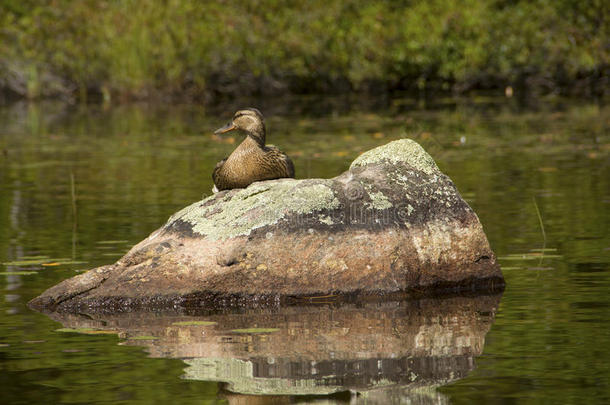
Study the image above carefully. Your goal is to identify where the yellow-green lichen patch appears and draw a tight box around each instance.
[318,215,334,225]
[350,139,439,175]
[128,335,159,340]
[167,180,340,240]
[231,328,280,334]
[172,321,217,326]
[366,191,393,210]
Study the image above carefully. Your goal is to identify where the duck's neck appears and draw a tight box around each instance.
[245,123,266,147]
[236,134,264,154]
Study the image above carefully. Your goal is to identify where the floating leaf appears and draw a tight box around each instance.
[499,266,524,271]
[56,328,116,335]
[231,328,280,334]
[56,328,83,333]
[3,259,47,266]
[498,253,562,261]
[46,260,88,266]
[1,271,38,275]
[16,161,64,169]
[96,240,129,244]
[3,257,78,266]
[128,335,158,340]
[20,255,50,260]
[529,248,558,252]
[172,321,217,326]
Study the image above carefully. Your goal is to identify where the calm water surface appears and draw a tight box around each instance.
[0,97,608,404]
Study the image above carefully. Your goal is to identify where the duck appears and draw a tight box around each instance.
[212,108,295,191]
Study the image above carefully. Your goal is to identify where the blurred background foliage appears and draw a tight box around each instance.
[0,0,607,101]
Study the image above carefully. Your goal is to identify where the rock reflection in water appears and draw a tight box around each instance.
[42,294,501,402]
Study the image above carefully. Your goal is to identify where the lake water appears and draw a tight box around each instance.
[0,96,608,404]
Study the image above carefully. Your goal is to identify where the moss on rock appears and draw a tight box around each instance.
[366,191,393,210]
[167,180,340,240]
[350,139,439,175]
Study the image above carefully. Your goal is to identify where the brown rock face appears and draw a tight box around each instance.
[29,139,503,312]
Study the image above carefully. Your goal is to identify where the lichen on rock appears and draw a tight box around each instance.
[167,180,340,240]
[350,139,439,174]
[366,191,393,210]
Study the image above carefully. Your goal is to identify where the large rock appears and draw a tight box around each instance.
[30,139,503,312]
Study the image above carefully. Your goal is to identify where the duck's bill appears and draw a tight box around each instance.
[214,122,236,134]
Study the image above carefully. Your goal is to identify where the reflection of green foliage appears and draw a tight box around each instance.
[0,0,606,99]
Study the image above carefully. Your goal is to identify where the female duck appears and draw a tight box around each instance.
[212,108,295,191]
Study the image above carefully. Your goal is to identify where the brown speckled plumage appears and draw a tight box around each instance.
[212,108,295,191]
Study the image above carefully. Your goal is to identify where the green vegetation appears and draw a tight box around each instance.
[231,328,280,333]
[128,335,159,340]
[1,0,607,101]
[171,321,217,326]
[55,328,117,335]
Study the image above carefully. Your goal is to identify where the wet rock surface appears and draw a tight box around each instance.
[30,139,504,312]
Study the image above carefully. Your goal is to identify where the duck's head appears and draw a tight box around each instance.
[214,108,266,145]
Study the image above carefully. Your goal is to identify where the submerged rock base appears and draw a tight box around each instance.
[30,139,504,313]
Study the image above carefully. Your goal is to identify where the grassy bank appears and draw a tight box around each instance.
[0,0,607,102]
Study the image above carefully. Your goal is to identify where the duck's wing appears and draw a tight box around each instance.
[266,145,295,178]
[283,151,295,177]
[212,157,228,190]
